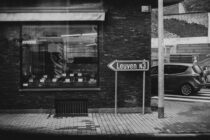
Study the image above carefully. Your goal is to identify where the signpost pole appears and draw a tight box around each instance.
[142,71,145,114]
[158,0,164,118]
[115,70,118,114]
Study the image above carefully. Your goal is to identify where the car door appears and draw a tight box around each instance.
[164,65,176,92]
[165,65,189,92]
[151,65,171,94]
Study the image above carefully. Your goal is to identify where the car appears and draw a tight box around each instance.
[151,63,204,96]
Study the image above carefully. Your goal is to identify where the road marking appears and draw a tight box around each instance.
[151,96,210,103]
[198,89,210,94]
[152,92,210,102]
[151,89,210,103]
[165,94,210,100]
[197,93,210,96]
[199,89,210,92]
[198,92,210,95]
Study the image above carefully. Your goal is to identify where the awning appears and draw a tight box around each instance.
[0,11,105,21]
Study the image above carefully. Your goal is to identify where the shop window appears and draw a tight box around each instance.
[21,23,98,88]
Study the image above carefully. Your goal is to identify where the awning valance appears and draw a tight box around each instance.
[0,11,105,21]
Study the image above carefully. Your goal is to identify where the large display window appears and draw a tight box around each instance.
[21,23,99,88]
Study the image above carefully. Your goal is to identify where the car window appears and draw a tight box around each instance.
[151,66,158,75]
[165,65,188,74]
[151,65,189,75]
[192,65,202,74]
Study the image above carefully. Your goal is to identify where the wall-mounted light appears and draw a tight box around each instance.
[141,5,151,12]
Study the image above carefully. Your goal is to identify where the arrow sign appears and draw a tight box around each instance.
[107,59,149,71]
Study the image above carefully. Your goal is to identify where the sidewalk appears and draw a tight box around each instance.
[0,100,210,138]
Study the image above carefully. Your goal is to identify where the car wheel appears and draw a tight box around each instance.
[179,84,194,96]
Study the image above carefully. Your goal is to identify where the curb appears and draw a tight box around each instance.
[153,133,210,137]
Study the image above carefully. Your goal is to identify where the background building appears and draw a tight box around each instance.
[152,0,210,67]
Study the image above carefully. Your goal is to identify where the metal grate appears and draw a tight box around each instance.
[55,98,88,116]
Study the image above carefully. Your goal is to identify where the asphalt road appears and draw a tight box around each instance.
[151,88,210,103]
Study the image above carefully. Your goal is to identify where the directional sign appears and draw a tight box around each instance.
[107,60,149,71]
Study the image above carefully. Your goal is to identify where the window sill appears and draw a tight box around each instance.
[19,88,101,92]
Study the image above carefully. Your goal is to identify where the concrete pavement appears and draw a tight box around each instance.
[0,98,210,139]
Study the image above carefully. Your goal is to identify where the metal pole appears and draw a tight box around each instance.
[142,71,145,114]
[115,70,118,114]
[158,0,164,118]
[208,13,210,42]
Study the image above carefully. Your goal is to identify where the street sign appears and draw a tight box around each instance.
[107,59,149,115]
[107,59,149,71]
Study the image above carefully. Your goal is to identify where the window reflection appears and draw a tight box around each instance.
[22,24,98,88]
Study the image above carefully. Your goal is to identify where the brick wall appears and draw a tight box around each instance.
[0,0,151,110]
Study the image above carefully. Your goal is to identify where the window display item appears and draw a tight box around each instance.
[65,78,70,83]
[78,78,83,82]
[62,73,66,77]
[23,83,28,87]
[55,75,61,78]
[88,78,97,84]
[78,73,82,77]
[29,78,33,83]
[40,78,45,83]
[52,78,57,82]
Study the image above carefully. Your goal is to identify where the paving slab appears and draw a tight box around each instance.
[0,100,210,138]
